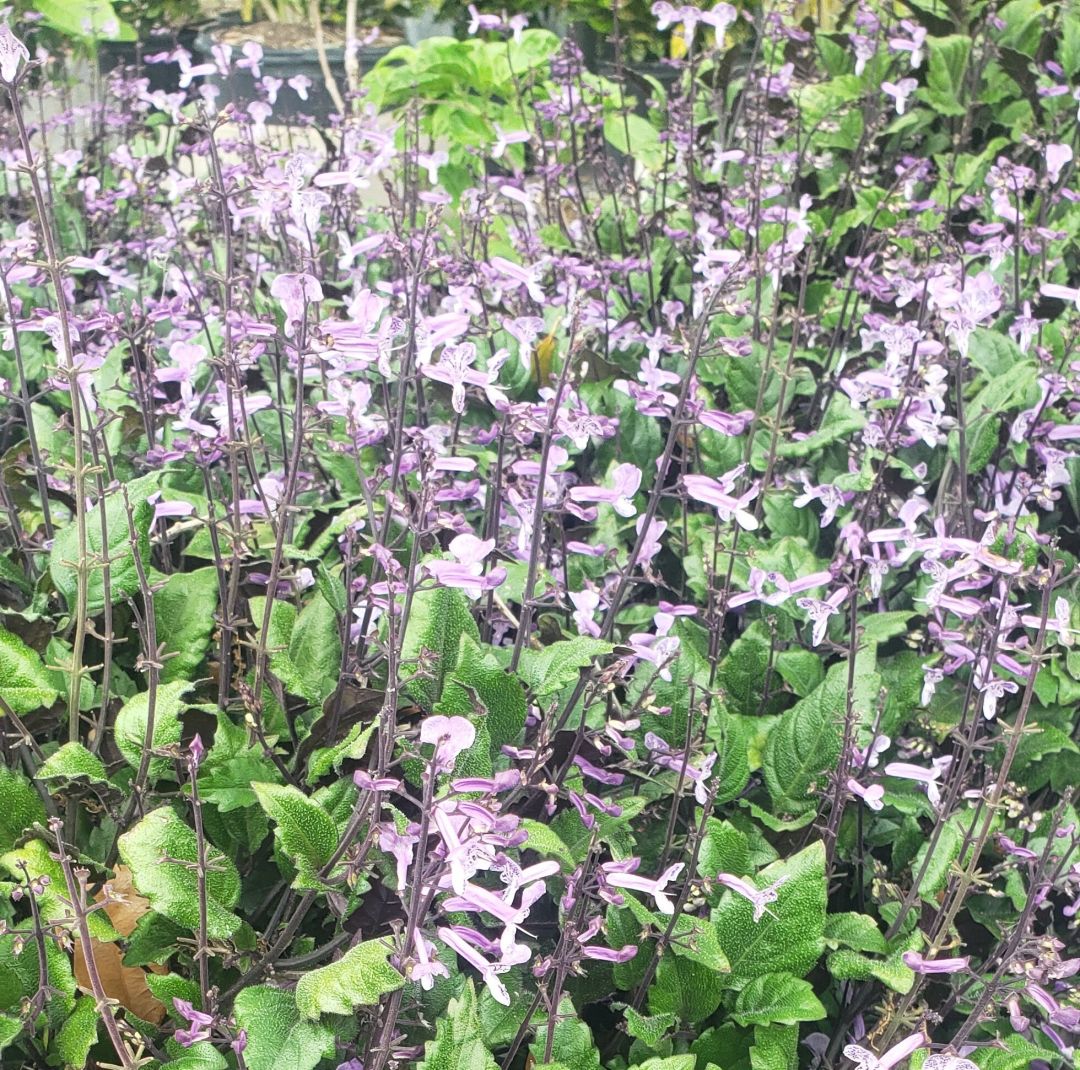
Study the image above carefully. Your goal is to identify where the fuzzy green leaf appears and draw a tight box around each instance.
[49,476,155,615]
[295,937,404,1018]
[0,627,59,714]
[114,680,195,782]
[0,767,46,853]
[234,985,336,1070]
[53,995,99,1068]
[732,973,827,1026]
[36,741,109,786]
[419,981,498,1070]
[155,568,219,683]
[713,841,827,987]
[117,807,241,939]
[252,782,337,884]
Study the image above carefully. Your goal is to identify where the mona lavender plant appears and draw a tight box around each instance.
[0,2,1077,1070]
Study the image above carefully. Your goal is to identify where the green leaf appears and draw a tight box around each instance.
[518,637,613,700]
[968,329,1023,378]
[35,0,135,39]
[622,895,731,974]
[732,973,826,1026]
[532,996,601,1070]
[252,782,337,885]
[824,913,887,953]
[49,475,155,614]
[288,592,343,706]
[624,1008,677,1049]
[439,634,527,753]
[0,929,75,1030]
[295,938,404,1018]
[400,585,480,707]
[0,627,59,714]
[775,395,865,458]
[974,1035,1047,1070]
[648,955,725,1025]
[713,841,827,987]
[603,114,665,171]
[0,767,46,853]
[521,819,576,869]
[117,807,241,939]
[155,568,219,683]
[36,741,109,786]
[749,1023,798,1070]
[921,34,972,116]
[53,995,98,1067]
[717,626,771,715]
[159,1039,228,1070]
[248,596,312,704]
[234,985,336,1070]
[420,981,498,1070]
[114,680,194,781]
[306,720,377,785]
[698,818,751,880]
[859,612,915,647]
[762,668,843,811]
[825,945,916,994]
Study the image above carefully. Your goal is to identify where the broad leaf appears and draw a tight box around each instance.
[49,475,155,615]
[252,782,337,885]
[234,985,336,1070]
[713,841,827,987]
[731,973,826,1026]
[419,980,498,1070]
[117,807,241,939]
[114,680,195,782]
[155,568,219,683]
[0,627,59,714]
[295,938,404,1018]
[0,767,46,852]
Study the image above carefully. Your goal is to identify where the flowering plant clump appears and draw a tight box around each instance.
[0,2,1078,1070]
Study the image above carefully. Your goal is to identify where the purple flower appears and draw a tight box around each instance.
[847,778,884,811]
[421,343,503,414]
[882,78,918,115]
[603,861,684,915]
[714,872,791,922]
[684,470,759,529]
[270,273,323,338]
[843,1033,926,1070]
[424,534,506,599]
[0,24,30,83]
[884,758,951,809]
[901,951,970,974]
[420,715,476,774]
[796,587,849,647]
[581,943,638,963]
[1046,143,1073,183]
[978,675,1018,720]
[569,590,602,638]
[172,999,214,1047]
[569,463,642,517]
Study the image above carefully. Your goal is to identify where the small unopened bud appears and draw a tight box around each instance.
[189,733,206,769]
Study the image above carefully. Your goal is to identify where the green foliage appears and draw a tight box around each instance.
[0,627,59,714]
[295,938,405,1018]
[117,807,241,939]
